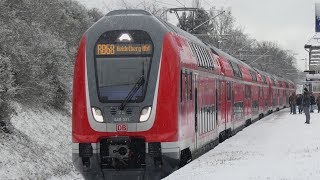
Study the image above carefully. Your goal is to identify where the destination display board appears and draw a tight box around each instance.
[96,43,152,56]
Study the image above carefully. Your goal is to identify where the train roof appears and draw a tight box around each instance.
[106,9,152,16]
[211,46,256,71]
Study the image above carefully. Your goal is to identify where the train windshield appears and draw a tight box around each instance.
[94,30,153,102]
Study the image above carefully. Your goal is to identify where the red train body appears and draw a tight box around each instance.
[72,10,295,179]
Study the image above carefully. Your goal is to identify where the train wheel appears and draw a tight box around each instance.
[179,148,192,167]
[219,132,224,143]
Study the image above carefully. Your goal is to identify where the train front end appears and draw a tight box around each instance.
[72,10,180,179]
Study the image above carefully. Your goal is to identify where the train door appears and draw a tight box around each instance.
[264,87,268,112]
[268,85,272,111]
[258,87,263,114]
[218,80,226,133]
[194,74,198,150]
[226,81,232,130]
[244,84,251,119]
[215,86,218,131]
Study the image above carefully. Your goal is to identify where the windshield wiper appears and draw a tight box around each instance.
[119,76,145,110]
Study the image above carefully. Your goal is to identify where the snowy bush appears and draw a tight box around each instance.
[0,0,102,110]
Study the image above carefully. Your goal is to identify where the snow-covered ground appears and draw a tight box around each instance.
[165,109,320,180]
[1,104,320,180]
[0,102,81,179]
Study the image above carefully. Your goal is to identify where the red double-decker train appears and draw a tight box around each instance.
[72,10,295,179]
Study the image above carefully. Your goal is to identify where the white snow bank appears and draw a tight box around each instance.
[165,109,320,180]
[0,102,82,179]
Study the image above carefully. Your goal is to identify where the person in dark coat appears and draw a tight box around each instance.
[289,94,293,114]
[302,88,311,124]
[296,94,303,114]
[289,92,297,114]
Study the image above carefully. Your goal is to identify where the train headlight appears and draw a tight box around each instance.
[91,107,104,122]
[139,106,151,122]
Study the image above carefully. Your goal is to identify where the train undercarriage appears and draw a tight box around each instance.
[73,137,180,180]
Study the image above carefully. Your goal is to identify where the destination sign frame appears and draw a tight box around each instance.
[96,43,153,56]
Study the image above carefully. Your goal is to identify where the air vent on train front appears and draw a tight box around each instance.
[126,108,133,115]
[110,108,117,115]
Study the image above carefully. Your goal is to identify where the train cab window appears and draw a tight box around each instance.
[94,30,153,103]
[227,82,232,101]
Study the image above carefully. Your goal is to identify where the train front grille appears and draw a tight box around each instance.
[100,137,146,169]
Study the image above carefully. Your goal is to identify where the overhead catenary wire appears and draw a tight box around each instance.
[202,0,213,7]
[134,0,145,8]
[248,50,271,65]
[154,0,180,8]
[190,10,225,32]
[175,0,186,7]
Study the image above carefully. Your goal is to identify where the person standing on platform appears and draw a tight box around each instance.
[302,88,311,124]
[296,94,303,114]
[289,92,297,114]
[289,93,293,114]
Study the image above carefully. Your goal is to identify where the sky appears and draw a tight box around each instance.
[78,0,320,71]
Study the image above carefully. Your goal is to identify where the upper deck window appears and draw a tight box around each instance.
[261,75,267,84]
[229,61,242,78]
[271,78,276,86]
[250,70,257,82]
[188,42,214,70]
